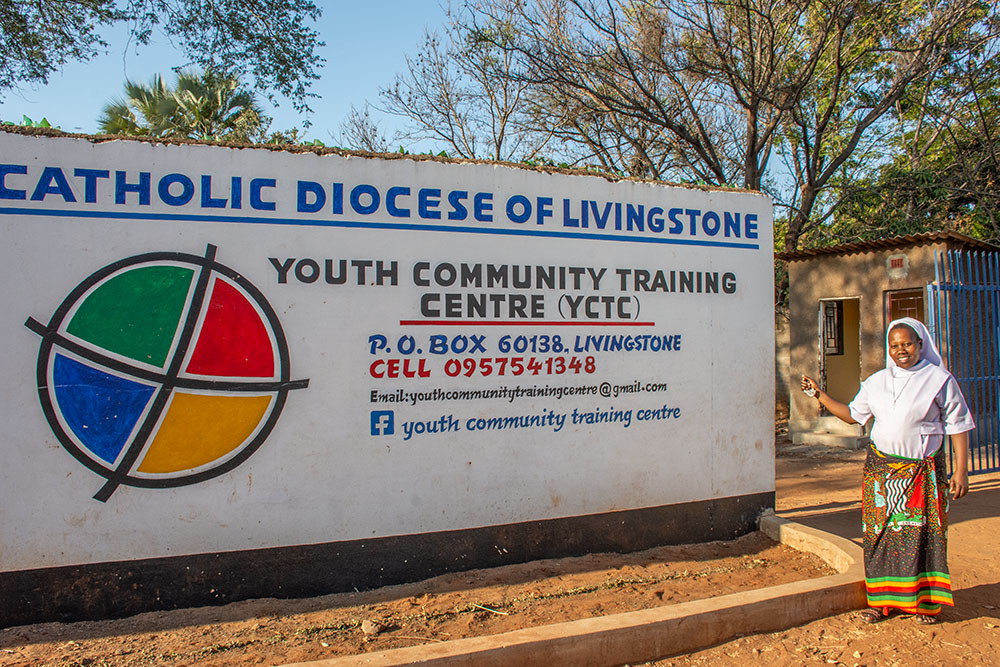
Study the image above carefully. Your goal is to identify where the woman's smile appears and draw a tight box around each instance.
[888,328,921,369]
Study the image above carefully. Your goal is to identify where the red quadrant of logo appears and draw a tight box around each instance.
[186,278,275,377]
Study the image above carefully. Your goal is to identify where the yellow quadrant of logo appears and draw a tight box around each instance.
[137,393,274,474]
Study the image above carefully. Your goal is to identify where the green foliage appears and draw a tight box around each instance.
[520,157,560,168]
[823,169,960,244]
[770,0,997,250]
[0,0,323,112]
[2,114,57,129]
[774,259,790,312]
[99,70,264,142]
[0,0,122,93]
[394,146,451,158]
[432,0,998,251]
[818,19,1000,247]
[826,154,998,245]
[261,128,326,147]
[262,128,306,145]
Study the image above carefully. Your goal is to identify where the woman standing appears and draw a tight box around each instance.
[801,317,974,624]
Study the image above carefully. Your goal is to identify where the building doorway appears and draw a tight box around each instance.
[819,298,861,404]
[885,288,926,324]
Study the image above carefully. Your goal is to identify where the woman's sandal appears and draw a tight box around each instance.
[914,613,939,625]
[858,607,886,624]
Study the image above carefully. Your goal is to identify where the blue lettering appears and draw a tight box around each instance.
[648,206,664,232]
[158,173,194,206]
[350,184,379,215]
[0,164,27,200]
[231,176,242,209]
[507,194,531,223]
[590,201,613,229]
[201,175,227,208]
[419,188,441,219]
[685,209,700,235]
[702,211,720,236]
[746,213,758,239]
[297,180,326,213]
[536,196,553,225]
[387,186,410,217]
[115,171,150,205]
[668,207,683,233]
[563,198,579,227]
[626,204,644,231]
[250,178,276,211]
[74,168,109,203]
[724,211,740,237]
[31,167,76,202]
[447,190,468,220]
[474,192,493,221]
[332,182,343,214]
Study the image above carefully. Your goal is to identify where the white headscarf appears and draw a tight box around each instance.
[885,317,944,369]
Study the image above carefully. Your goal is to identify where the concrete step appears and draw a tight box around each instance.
[813,415,863,435]
[791,431,870,450]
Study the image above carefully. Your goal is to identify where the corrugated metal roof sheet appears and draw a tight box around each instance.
[776,231,998,261]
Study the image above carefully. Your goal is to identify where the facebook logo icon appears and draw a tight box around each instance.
[371,410,394,436]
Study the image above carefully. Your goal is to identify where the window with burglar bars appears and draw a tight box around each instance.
[823,301,843,356]
[886,288,925,324]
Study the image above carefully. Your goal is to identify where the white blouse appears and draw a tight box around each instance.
[849,361,976,459]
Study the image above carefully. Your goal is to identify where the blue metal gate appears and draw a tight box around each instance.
[929,249,1000,474]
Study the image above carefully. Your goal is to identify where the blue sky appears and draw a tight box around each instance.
[0,3,449,143]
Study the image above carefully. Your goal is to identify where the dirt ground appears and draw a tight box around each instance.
[651,439,1000,667]
[0,532,830,666]
[3,429,999,667]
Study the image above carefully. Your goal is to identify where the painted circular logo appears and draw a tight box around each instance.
[25,245,308,501]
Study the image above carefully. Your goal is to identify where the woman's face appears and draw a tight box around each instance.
[888,327,922,369]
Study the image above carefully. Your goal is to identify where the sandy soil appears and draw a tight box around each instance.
[4,424,998,667]
[0,531,830,667]
[649,439,1000,667]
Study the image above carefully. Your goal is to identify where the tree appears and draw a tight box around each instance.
[0,0,323,112]
[444,0,996,250]
[99,70,265,143]
[526,93,680,177]
[463,0,832,186]
[98,75,174,137]
[338,104,389,153]
[774,0,996,251]
[379,6,551,161]
[827,34,1000,244]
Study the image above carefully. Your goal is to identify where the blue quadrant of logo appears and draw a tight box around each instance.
[53,354,156,464]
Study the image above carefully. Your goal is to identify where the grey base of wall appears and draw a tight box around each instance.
[0,491,773,629]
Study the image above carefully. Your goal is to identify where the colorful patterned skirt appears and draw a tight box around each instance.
[861,445,952,615]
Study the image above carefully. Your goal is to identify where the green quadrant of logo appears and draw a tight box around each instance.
[66,265,194,367]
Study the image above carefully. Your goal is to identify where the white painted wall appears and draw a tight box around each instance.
[0,132,774,571]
